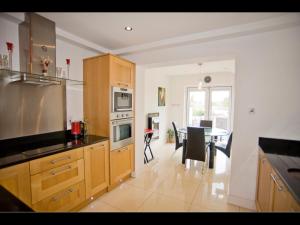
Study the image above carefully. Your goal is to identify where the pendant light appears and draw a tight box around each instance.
[198,62,203,89]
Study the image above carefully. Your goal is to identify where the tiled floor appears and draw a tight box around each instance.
[80,143,255,212]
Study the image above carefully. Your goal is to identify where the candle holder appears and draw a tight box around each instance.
[6,42,13,71]
[66,58,70,79]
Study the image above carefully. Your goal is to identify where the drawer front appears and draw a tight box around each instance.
[30,148,83,175]
[31,159,84,204]
[32,181,85,212]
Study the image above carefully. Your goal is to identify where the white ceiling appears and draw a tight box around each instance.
[151,59,235,76]
[38,13,284,50]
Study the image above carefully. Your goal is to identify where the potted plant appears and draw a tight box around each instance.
[167,129,175,143]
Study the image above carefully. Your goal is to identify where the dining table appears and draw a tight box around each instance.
[178,127,228,169]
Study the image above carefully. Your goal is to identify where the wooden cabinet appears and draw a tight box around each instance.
[110,144,133,186]
[30,148,83,175]
[256,151,273,211]
[270,170,292,212]
[32,181,85,212]
[110,55,135,89]
[256,148,300,212]
[0,162,31,207]
[84,141,109,199]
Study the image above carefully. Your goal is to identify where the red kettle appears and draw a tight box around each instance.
[71,121,81,137]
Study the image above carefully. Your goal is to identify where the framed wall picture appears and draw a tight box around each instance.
[158,87,166,106]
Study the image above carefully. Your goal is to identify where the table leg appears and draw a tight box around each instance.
[209,141,215,169]
[182,139,187,164]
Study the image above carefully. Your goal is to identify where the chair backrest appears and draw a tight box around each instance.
[185,127,206,162]
[172,122,181,150]
[225,132,233,158]
[200,120,213,128]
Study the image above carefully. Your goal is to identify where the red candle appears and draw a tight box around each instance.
[66,59,70,65]
[6,42,13,52]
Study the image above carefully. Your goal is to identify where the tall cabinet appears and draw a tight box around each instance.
[83,54,135,190]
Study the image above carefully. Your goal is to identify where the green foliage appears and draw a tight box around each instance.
[167,128,174,138]
[193,108,205,116]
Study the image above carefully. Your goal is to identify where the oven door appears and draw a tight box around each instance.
[110,118,134,150]
[112,87,133,112]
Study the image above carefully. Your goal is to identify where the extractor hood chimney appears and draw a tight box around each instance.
[19,13,56,76]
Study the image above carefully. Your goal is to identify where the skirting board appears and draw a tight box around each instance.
[228,195,256,211]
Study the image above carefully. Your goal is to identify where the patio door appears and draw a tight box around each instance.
[186,87,209,127]
[186,87,232,131]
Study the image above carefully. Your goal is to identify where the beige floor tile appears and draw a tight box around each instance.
[100,183,152,212]
[191,180,232,210]
[154,174,200,204]
[80,198,121,212]
[239,206,256,212]
[126,170,165,191]
[189,202,239,212]
[138,192,190,212]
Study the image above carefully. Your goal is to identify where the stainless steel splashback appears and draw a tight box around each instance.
[19,13,56,76]
[0,81,66,140]
[0,13,66,140]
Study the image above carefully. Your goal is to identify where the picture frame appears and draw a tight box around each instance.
[158,87,166,106]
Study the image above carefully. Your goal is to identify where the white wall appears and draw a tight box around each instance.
[169,72,235,130]
[144,68,171,146]
[123,25,300,209]
[0,16,98,129]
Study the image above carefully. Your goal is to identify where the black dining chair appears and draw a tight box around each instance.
[200,120,213,128]
[185,127,208,173]
[200,120,213,144]
[215,133,233,158]
[144,132,154,163]
[172,122,183,151]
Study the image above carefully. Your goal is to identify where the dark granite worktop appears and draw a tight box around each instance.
[0,186,33,212]
[0,130,109,169]
[258,137,300,204]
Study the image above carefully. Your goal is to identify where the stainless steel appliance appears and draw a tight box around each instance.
[0,13,66,140]
[111,87,133,120]
[110,117,134,150]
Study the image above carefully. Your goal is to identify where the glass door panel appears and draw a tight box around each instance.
[186,87,209,126]
[209,87,231,131]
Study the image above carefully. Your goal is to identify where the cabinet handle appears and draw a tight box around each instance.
[51,188,74,202]
[50,165,72,176]
[50,156,71,164]
[117,82,129,87]
[270,173,283,191]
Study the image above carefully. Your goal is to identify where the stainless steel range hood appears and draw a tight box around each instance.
[17,13,57,85]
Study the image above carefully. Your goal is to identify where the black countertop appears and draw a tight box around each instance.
[259,137,300,204]
[0,130,109,169]
[0,186,33,212]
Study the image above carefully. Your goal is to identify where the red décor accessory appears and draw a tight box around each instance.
[6,42,13,70]
[6,42,13,52]
[66,58,70,79]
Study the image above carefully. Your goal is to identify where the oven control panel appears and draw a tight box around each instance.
[111,111,134,120]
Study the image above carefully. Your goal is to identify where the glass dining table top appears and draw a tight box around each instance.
[178,127,229,137]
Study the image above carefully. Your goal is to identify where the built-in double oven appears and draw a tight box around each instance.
[110,87,134,150]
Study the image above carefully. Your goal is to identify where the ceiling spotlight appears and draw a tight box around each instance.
[125,26,133,31]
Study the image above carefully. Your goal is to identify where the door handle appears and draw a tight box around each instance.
[270,173,283,191]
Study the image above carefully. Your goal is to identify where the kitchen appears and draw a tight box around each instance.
[0,12,300,213]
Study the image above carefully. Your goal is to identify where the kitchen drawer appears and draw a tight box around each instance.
[30,148,83,175]
[31,159,84,204]
[32,181,85,212]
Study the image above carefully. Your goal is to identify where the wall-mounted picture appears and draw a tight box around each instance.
[158,87,166,106]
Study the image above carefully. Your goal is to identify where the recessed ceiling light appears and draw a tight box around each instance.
[125,26,133,31]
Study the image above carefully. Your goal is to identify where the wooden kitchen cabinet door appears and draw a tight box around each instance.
[0,162,32,207]
[110,144,133,186]
[271,170,297,212]
[110,55,134,89]
[84,141,109,199]
[256,152,273,211]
